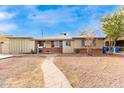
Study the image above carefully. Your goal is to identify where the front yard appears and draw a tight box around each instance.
[54,54,124,88]
[0,55,45,88]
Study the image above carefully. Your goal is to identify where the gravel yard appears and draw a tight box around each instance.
[0,55,45,88]
[54,54,124,88]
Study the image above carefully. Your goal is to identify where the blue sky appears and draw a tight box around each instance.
[0,5,120,37]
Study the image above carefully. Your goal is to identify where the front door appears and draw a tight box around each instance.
[38,47,43,53]
[37,43,44,54]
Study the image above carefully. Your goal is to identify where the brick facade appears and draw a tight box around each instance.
[42,48,62,53]
[79,48,102,55]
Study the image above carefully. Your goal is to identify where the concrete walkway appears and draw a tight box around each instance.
[0,54,13,60]
[42,54,72,88]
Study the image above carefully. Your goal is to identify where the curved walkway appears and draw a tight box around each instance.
[42,54,72,88]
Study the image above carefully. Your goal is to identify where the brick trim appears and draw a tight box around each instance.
[42,48,62,53]
[75,48,102,54]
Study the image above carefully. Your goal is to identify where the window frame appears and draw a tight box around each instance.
[81,39,85,47]
[93,39,96,47]
[66,40,71,46]
[53,41,61,48]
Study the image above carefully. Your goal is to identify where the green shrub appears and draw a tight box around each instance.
[74,48,80,53]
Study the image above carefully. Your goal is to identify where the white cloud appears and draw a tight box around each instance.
[0,11,16,20]
[28,6,80,25]
[0,6,17,20]
[0,23,18,32]
[0,6,18,33]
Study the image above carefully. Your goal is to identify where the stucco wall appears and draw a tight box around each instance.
[0,35,105,54]
[42,48,62,53]
[9,39,35,54]
[73,38,104,48]
[0,36,9,54]
[44,41,51,48]
[73,39,82,48]
[95,39,104,48]
[62,40,74,53]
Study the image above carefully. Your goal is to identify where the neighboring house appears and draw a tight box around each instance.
[0,35,35,54]
[105,37,124,50]
[0,35,105,54]
[116,38,124,51]
[0,35,9,54]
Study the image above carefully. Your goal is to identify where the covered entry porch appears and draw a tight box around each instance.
[116,40,124,51]
[105,40,124,51]
[35,40,63,54]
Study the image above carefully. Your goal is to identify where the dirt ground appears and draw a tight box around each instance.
[0,55,45,88]
[54,54,124,88]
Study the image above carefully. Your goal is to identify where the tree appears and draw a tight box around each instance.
[80,28,96,56]
[101,10,124,54]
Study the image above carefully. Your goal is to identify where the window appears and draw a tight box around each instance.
[38,41,44,46]
[51,41,62,48]
[66,41,71,46]
[54,41,60,47]
[81,39,85,47]
[93,39,96,46]
[51,41,54,47]
[59,41,62,47]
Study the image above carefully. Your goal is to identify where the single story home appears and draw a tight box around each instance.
[0,35,105,54]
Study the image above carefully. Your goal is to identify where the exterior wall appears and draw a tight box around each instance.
[0,36,9,54]
[62,38,104,54]
[62,40,74,53]
[42,48,62,53]
[80,48,102,55]
[92,48,103,55]
[35,40,63,53]
[44,41,51,48]
[73,39,82,48]
[95,39,104,48]
[73,38,104,54]
[1,41,9,54]
[80,48,87,53]
[73,38,104,48]
[9,39,35,54]
[0,35,105,54]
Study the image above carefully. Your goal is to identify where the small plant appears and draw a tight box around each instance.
[74,48,80,54]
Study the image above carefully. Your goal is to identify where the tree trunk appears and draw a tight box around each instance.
[111,40,114,54]
[108,40,114,55]
[113,41,116,47]
[108,40,111,54]
[87,46,92,56]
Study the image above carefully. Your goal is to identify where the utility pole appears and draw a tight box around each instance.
[41,29,43,37]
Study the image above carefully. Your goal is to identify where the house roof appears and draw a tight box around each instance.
[0,35,105,40]
[72,36,105,39]
[34,36,72,40]
[117,37,124,40]
[105,37,124,41]
[6,36,33,39]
